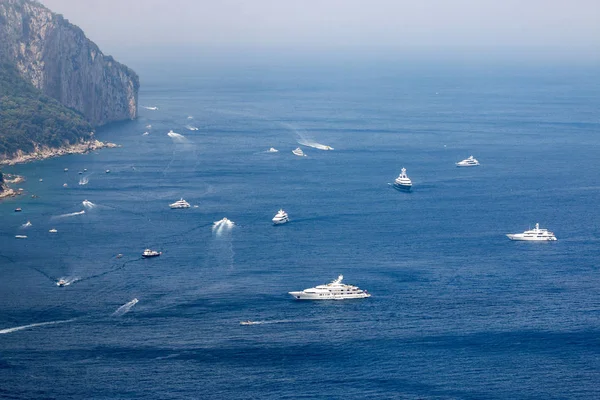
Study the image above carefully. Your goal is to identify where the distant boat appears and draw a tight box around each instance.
[393,168,412,191]
[22,221,32,228]
[142,249,161,258]
[292,148,306,157]
[63,183,68,187]
[146,124,152,129]
[169,198,190,209]
[268,147,279,153]
[105,169,110,173]
[507,223,557,241]
[15,235,27,239]
[240,321,259,325]
[456,155,480,167]
[116,253,123,258]
[64,168,68,172]
[39,178,43,182]
[272,209,289,225]
[14,208,22,212]
[142,131,150,136]
[49,228,58,233]
[56,279,67,287]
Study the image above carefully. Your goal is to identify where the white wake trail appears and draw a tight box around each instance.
[79,176,89,185]
[0,319,76,334]
[112,298,139,316]
[82,200,95,209]
[53,210,85,219]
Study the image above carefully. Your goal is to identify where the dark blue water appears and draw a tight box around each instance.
[1,61,599,399]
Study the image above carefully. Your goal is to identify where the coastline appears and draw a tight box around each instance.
[0,139,119,200]
[0,138,119,166]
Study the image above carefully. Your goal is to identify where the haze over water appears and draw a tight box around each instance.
[1,58,599,399]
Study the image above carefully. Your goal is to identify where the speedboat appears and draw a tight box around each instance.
[240,321,258,325]
[15,235,27,239]
[169,198,190,209]
[49,228,58,233]
[292,147,306,157]
[22,221,32,228]
[105,169,110,173]
[64,168,68,172]
[268,147,279,153]
[393,168,412,191]
[14,208,22,212]
[272,209,289,225]
[507,223,557,241]
[39,178,43,182]
[142,249,162,258]
[456,155,480,167]
[63,183,68,187]
[56,279,67,287]
[116,253,123,258]
[289,275,371,300]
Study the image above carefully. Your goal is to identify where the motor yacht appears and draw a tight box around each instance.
[507,223,557,241]
[456,155,480,167]
[292,147,306,157]
[169,198,191,209]
[393,168,412,191]
[272,209,289,225]
[289,275,371,300]
[56,279,67,287]
[142,249,162,258]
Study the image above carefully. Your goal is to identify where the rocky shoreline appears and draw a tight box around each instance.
[0,139,119,199]
[0,139,119,166]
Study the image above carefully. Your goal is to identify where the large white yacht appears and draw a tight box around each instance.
[507,223,557,241]
[272,209,289,225]
[169,198,190,209]
[289,275,371,300]
[456,155,480,167]
[393,168,412,191]
[292,147,306,157]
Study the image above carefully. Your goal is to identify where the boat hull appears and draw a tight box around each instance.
[393,183,412,192]
[272,218,289,225]
[288,291,371,300]
[506,234,557,241]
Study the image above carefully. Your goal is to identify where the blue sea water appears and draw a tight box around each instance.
[1,60,599,399]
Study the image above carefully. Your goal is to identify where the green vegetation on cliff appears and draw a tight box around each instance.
[0,63,92,159]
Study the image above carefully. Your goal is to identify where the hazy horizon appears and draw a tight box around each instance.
[38,0,600,61]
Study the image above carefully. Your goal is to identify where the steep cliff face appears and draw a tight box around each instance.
[0,0,139,126]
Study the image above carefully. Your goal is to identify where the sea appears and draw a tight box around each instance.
[1,57,599,399]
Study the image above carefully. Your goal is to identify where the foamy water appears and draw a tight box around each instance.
[0,319,76,335]
[212,218,235,236]
[112,298,139,316]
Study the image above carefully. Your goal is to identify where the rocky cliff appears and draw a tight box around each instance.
[0,0,139,126]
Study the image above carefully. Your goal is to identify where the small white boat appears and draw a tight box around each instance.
[15,235,27,239]
[84,168,87,172]
[268,147,279,153]
[393,168,412,191]
[39,178,43,182]
[14,207,22,212]
[49,228,58,233]
[64,168,68,172]
[169,198,190,209]
[292,147,306,157]
[272,209,289,225]
[289,275,371,300]
[63,183,68,187]
[507,223,557,241]
[22,221,32,228]
[456,155,480,167]
[56,279,67,287]
[146,124,152,129]
[142,249,162,258]
[105,169,110,173]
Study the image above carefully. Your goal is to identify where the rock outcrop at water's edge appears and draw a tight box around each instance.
[0,0,139,126]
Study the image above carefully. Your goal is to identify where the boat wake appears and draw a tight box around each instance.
[240,319,298,326]
[21,221,32,228]
[112,298,139,316]
[0,319,76,335]
[185,125,199,131]
[82,200,95,209]
[167,130,187,141]
[142,106,159,110]
[53,210,85,219]
[79,176,89,185]
[297,138,334,150]
[57,277,81,286]
[212,218,235,236]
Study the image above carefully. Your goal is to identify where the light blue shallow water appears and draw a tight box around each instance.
[1,61,599,399]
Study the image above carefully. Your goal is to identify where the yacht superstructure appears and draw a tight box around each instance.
[393,168,412,191]
[289,275,371,300]
[456,155,480,167]
[272,209,289,225]
[169,198,190,209]
[507,223,557,241]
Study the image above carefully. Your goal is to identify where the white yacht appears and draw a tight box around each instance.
[292,147,306,157]
[456,155,480,167]
[49,228,58,233]
[142,249,162,258]
[272,209,289,225]
[169,198,190,209]
[507,223,557,241]
[289,275,371,300]
[393,168,412,191]
[268,147,279,153]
